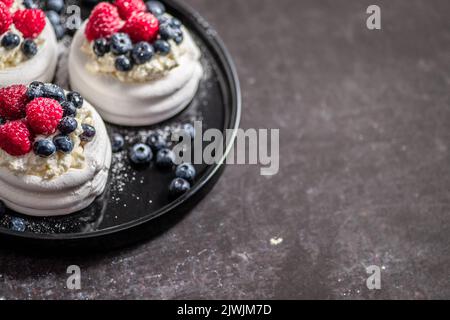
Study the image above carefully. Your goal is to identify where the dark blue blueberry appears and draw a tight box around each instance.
[23,0,39,9]
[146,1,165,16]
[145,132,166,152]
[46,10,61,26]
[110,33,132,55]
[21,39,38,58]
[153,40,170,55]
[33,139,56,157]
[53,24,66,40]
[42,83,66,102]
[156,148,175,168]
[170,18,182,28]
[93,37,110,57]
[129,143,153,165]
[0,200,5,216]
[111,133,125,152]
[182,123,195,139]
[1,32,20,50]
[159,23,179,41]
[157,15,169,24]
[66,91,83,108]
[46,0,65,13]
[27,81,44,99]
[53,135,73,153]
[11,217,26,232]
[131,42,154,65]
[115,55,133,72]
[80,124,96,142]
[61,101,77,117]
[58,116,78,134]
[175,163,196,182]
[169,178,191,197]
[174,34,184,44]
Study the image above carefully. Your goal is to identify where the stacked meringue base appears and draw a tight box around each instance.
[0,102,112,217]
[68,23,203,127]
[0,22,58,88]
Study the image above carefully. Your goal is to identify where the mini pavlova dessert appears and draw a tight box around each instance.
[0,0,58,87]
[69,0,203,126]
[0,82,111,216]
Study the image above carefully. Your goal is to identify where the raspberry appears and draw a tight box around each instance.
[0,120,33,156]
[0,2,12,36]
[0,85,30,120]
[85,2,123,41]
[13,9,46,39]
[121,12,159,42]
[114,0,146,20]
[26,98,63,135]
[0,0,13,8]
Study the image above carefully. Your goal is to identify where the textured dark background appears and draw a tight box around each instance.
[1,0,450,299]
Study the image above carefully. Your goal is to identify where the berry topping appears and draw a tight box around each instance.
[13,9,46,39]
[85,2,123,42]
[158,22,181,41]
[0,85,30,120]
[115,55,133,71]
[26,81,44,100]
[111,133,125,152]
[21,39,38,57]
[0,0,14,8]
[145,1,165,16]
[169,177,190,197]
[33,139,56,157]
[110,32,132,55]
[175,163,196,182]
[66,91,84,108]
[155,148,175,168]
[26,97,63,135]
[23,0,39,9]
[41,83,66,102]
[80,124,96,142]
[153,39,170,55]
[61,101,77,117]
[46,10,61,26]
[0,2,12,36]
[121,12,159,43]
[1,32,20,49]
[53,135,73,153]
[145,131,166,151]
[0,120,33,156]
[58,116,78,134]
[129,143,152,165]
[93,37,110,57]
[114,0,146,20]
[131,41,154,64]
[46,0,65,14]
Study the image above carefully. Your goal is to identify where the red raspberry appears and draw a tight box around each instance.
[85,2,124,41]
[121,12,159,42]
[0,120,33,156]
[13,9,46,39]
[0,85,30,120]
[26,98,63,135]
[0,2,12,36]
[114,0,146,20]
[0,0,13,8]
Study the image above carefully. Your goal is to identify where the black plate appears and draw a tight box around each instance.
[0,0,241,251]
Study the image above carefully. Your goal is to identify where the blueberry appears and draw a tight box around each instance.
[115,55,133,72]
[61,101,77,117]
[169,178,191,197]
[146,1,165,16]
[171,18,182,28]
[153,40,170,55]
[182,123,195,139]
[58,116,78,134]
[110,33,132,55]
[66,91,83,108]
[46,0,64,13]
[146,132,166,151]
[1,32,20,50]
[129,143,153,165]
[23,0,38,9]
[21,39,38,58]
[156,148,175,168]
[174,34,184,44]
[27,81,44,99]
[80,124,96,142]
[42,83,66,102]
[175,163,196,182]
[53,135,73,153]
[33,139,56,157]
[159,23,179,40]
[0,200,5,216]
[46,10,61,26]
[131,42,154,65]
[157,15,169,24]
[93,37,110,57]
[111,133,125,153]
[53,24,66,40]
[11,217,26,232]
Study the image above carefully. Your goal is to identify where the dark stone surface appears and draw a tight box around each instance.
[1,0,449,299]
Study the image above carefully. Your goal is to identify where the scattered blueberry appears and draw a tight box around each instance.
[157,15,169,24]
[110,33,132,55]
[175,163,196,182]
[159,23,179,40]
[169,178,191,197]
[170,18,182,28]
[156,148,175,168]
[11,217,26,232]
[153,40,171,55]
[111,133,125,152]
[23,0,39,9]
[115,55,133,72]
[93,37,110,57]
[66,91,83,108]
[146,1,165,16]
[21,39,38,58]
[80,124,96,142]
[146,132,167,152]
[131,41,154,65]
[26,81,44,99]
[46,0,65,13]
[0,200,5,216]
[1,32,20,50]
[34,139,56,157]
[129,143,153,165]
[58,116,78,134]
[61,101,77,117]
[46,10,61,26]
[182,123,195,139]
[53,135,73,153]
[42,83,66,102]
[53,24,66,40]
[174,34,184,44]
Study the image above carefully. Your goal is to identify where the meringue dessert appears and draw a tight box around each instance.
[0,82,111,216]
[69,0,203,126]
[0,1,58,88]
